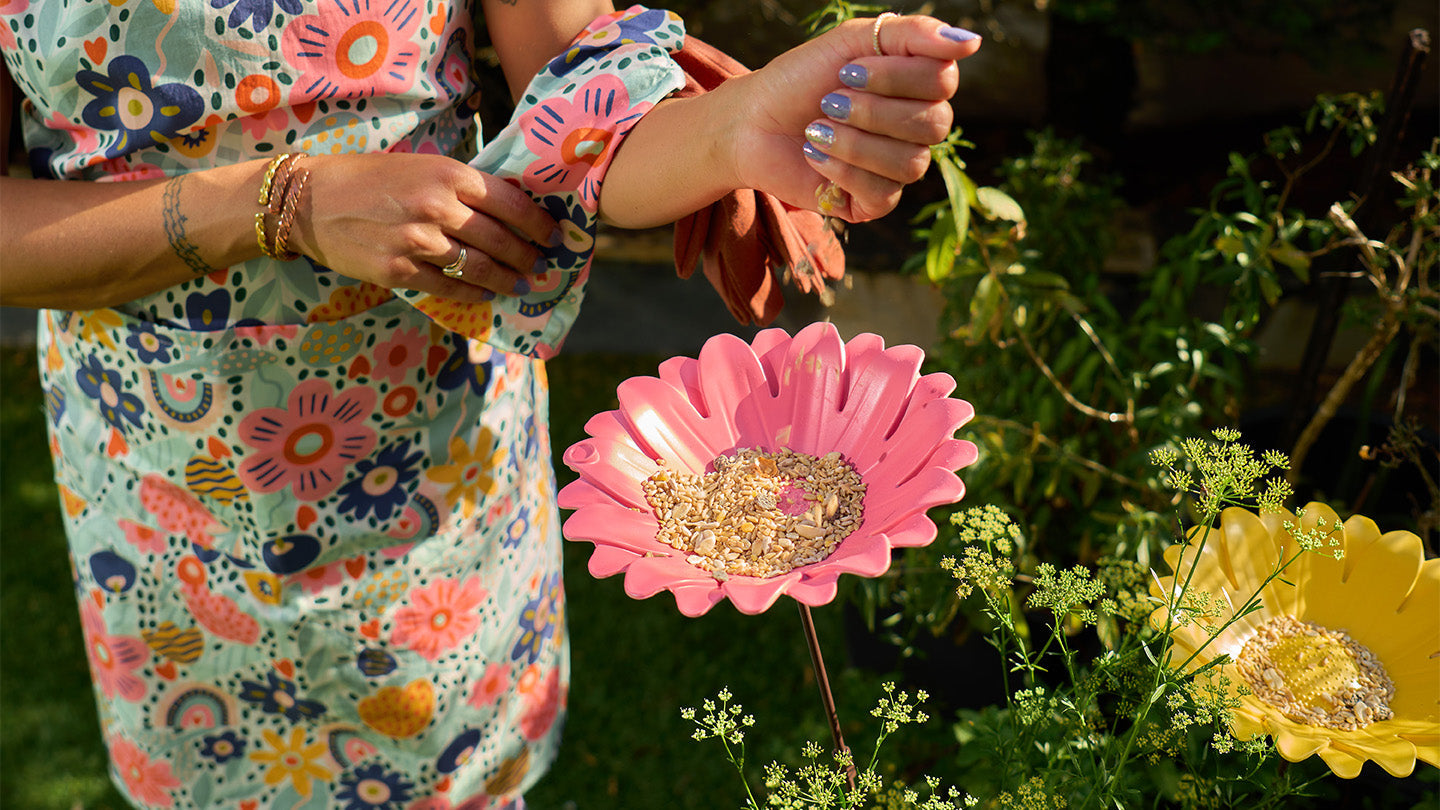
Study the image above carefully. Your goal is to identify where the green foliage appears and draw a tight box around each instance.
[689,432,1372,809]
[856,90,1440,654]
[684,683,975,810]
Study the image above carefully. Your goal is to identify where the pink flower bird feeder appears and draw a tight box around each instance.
[558,322,978,616]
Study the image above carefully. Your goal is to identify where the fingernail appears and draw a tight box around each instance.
[802,142,830,163]
[513,279,531,295]
[940,26,980,42]
[480,289,497,302]
[804,122,835,148]
[548,226,563,246]
[820,93,851,121]
[838,64,868,89]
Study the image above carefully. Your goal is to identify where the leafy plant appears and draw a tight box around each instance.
[684,431,1434,809]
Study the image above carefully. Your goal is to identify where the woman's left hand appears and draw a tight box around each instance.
[726,14,982,222]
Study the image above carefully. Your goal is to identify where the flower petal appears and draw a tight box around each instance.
[1329,728,1418,777]
[1273,723,1328,761]
[616,375,732,473]
[1401,732,1440,768]
[561,504,663,556]
[774,322,848,455]
[861,467,966,536]
[622,555,716,600]
[886,513,940,549]
[692,332,771,424]
[669,582,728,617]
[585,545,642,578]
[723,572,802,615]
[787,576,839,608]
[812,530,892,578]
[861,397,974,482]
[1316,744,1365,778]
[558,440,656,510]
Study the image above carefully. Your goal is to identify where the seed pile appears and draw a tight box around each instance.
[1235,615,1395,731]
[641,447,866,579]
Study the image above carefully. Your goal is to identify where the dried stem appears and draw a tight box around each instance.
[797,603,857,792]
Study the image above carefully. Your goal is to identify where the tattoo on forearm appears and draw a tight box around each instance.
[163,175,213,275]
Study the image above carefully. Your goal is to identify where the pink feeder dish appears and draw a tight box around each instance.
[558,322,979,616]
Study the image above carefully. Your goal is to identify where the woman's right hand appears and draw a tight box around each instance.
[291,153,558,304]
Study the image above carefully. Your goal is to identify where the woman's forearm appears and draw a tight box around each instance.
[0,161,271,309]
[596,76,750,230]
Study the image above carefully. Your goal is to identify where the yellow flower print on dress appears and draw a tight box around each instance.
[250,727,334,797]
[426,429,507,519]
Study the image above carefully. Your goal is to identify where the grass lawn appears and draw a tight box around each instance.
[0,346,900,809]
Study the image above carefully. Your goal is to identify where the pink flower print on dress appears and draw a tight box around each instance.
[139,474,220,548]
[282,0,423,104]
[237,378,377,501]
[118,518,166,554]
[176,556,261,645]
[109,735,181,807]
[389,576,488,661]
[519,666,565,741]
[467,661,510,710]
[287,559,345,595]
[518,73,651,210]
[43,110,100,157]
[80,598,149,702]
[238,106,291,139]
[371,326,427,385]
[0,0,25,50]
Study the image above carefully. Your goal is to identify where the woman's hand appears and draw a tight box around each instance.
[728,14,982,222]
[291,153,558,304]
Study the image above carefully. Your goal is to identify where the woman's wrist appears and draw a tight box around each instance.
[597,77,753,230]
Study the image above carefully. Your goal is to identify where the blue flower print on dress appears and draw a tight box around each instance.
[540,196,592,270]
[435,333,493,396]
[500,505,530,550]
[77,56,204,159]
[511,570,562,664]
[436,727,481,774]
[211,0,302,32]
[237,671,327,722]
[184,289,232,332]
[336,762,415,810]
[44,384,66,426]
[91,550,138,593]
[76,354,145,434]
[125,322,174,363]
[198,730,247,763]
[555,6,674,76]
[336,439,422,521]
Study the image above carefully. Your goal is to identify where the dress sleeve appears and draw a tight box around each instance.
[392,5,688,359]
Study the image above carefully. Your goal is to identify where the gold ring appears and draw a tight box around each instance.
[872,12,897,57]
[440,245,468,279]
[815,181,846,216]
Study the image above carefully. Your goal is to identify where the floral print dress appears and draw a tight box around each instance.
[1,2,686,807]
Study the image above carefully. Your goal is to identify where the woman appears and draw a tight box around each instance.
[0,2,980,806]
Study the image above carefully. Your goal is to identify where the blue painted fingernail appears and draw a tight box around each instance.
[940,26,980,42]
[838,64,868,89]
[802,142,830,163]
[820,93,851,121]
[480,289,497,302]
[805,122,835,148]
[548,226,563,246]
[513,279,531,295]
